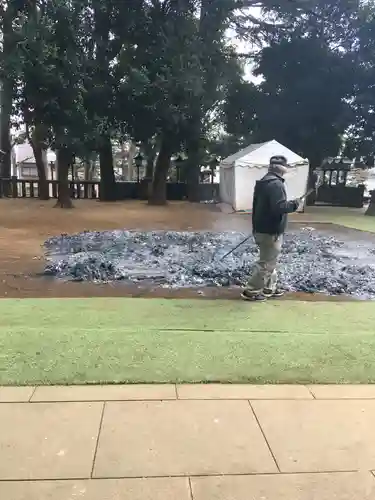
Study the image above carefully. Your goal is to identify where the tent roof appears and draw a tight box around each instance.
[221,141,267,165]
[221,139,308,167]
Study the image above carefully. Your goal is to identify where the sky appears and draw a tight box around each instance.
[230,6,264,84]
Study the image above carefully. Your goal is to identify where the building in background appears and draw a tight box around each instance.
[12,143,56,179]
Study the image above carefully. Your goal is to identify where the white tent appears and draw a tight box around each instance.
[219,139,309,212]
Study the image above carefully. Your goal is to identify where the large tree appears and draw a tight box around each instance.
[0,0,31,179]
[117,1,205,205]
[15,0,89,207]
[257,38,354,166]
[224,1,362,167]
[183,0,239,201]
[181,0,360,199]
[342,5,375,162]
[4,0,367,208]
[83,1,144,201]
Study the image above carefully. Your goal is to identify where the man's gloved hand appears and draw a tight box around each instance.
[292,199,300,211]
[286,199,300,213]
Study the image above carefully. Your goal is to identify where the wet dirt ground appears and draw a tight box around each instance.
[0,199,372,300]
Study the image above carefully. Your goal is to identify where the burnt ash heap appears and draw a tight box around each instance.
[43,228,375,299]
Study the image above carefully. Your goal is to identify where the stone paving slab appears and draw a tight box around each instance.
[93,400,277,478]
[309,385,375,399]
[4,384,375,486]
[0,478,191,500]
[0,386,35,402]
[252,400,375,473]
[0,402,103,480]
[177,384,313,400]
[31,384,176,402]
[191,472,375,500]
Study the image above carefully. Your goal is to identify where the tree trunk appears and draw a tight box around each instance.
[0,6,15,182]
[142,139,157,179]
[99,136,116,201]
[146,157,154,178]
[186,137,202,202]
[0,77,13,180]
[84,160,91,181]
[84,157,94,181]
[127,141,136,181]
[30,140,49,200]
[148,137,172,206]
[84,157,93,197]
[120,142,127,179]
[185,0,222,202]
[93,2,117,197]
[185,0,234,201]
[55,148,74,208]
[186,114,204,202]
[365,191,375,216]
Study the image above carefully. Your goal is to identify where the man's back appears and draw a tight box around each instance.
[252,172,290,235]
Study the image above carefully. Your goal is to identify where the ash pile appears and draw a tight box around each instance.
[43,228,375,299]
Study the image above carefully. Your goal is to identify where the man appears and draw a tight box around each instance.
[241,155,300,301]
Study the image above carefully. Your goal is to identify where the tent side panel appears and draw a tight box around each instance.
[219,164,235,207]
[234,164,268,212]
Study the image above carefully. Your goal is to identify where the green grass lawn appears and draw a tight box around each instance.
[326,214,374,232]
[1,298,375,385]
[299,206,375,232]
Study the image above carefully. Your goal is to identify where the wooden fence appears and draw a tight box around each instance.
[0,176,219,202]
[0,178,100,199]
[314,167,365,208]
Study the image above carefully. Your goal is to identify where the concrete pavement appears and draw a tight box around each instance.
[1,384,375,499]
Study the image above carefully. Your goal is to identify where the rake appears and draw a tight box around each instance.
[220,173,323,262]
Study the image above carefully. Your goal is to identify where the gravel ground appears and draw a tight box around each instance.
[43,228,375,299]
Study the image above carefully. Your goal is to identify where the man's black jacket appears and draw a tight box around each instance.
[252,172,298,235]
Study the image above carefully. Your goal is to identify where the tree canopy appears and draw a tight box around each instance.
[0,0,374,205]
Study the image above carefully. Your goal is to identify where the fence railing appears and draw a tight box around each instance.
[0,176,219,202]
[0,177,100,199]
[313,168,366,208]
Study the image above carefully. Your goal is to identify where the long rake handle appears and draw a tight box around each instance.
[299,188,314,201]
[220,234,252,261]
[221,177,321,261]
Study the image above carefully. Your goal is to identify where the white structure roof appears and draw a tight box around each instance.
[221,142,267,165]
[221,139,307,168]
[14,143,56,164]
